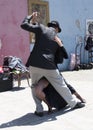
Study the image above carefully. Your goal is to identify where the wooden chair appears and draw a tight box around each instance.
[12,69,30,87]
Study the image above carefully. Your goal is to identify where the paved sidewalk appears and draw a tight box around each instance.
[0,69,93,130]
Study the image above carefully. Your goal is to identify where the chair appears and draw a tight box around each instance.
[13,69,30,87]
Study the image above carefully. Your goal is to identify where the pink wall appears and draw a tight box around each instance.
[0,0,30,65]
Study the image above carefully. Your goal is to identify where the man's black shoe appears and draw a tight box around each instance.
[34,111,44,117]
[73,102,85,109]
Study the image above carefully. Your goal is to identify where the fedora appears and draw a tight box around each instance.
[47,20,61,33]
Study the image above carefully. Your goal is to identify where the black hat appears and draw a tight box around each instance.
[47,20,61,33]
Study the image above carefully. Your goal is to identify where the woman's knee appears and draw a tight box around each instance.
[35,87,45,100]
[33,78,49,99]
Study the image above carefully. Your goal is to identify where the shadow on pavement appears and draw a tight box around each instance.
[11,86,26,91]
[0,106,72,128]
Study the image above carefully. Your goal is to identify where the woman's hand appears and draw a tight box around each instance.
[54,36,63,47]
[31,12,40,23]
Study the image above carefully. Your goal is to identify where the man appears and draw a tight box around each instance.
[21,12,85,117]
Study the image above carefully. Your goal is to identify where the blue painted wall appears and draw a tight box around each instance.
[45,0,93,70]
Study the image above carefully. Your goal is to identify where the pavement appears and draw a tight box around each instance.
[0,69,93,130]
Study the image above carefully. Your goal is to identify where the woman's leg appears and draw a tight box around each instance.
[64,78,86,103]
[74,92,86,103]
[35,78,52,113]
